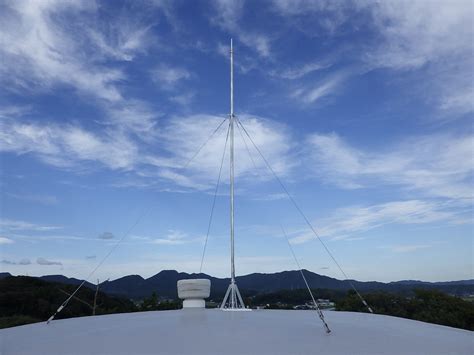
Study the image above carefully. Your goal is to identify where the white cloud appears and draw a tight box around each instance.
[306,132,474,199]
[271,0,352,34]
[1,259,15,265]
[127,230,203,246]
[152,64,191,88]
[1,258,31,264]
[238,32,271,58]
[211,0,272,58]
[170,92,195,106]
[87,21,153,62]
[364,1,472,71]
[292,72,347,104]
[152,114,296,189]
[290,199,468,244]
[0,237,14,245]
[37,257,62,266]
[0,109,296,191]
[98,232,115,240]
[105,99,159,135]
[0,105,31,119]
[0,1,161,135]
[0,119,139,171]
[6,193,59,206]
[271,0,473,116]
[363,1,474,116]
[0,219,61,232]
[387,244,432,253]
[0,1,125,101]
[11,234,88,242]
[274,61,331,80]
[251,193,288,201]
[151,230,190,245]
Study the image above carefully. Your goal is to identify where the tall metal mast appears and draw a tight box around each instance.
[221,38,247,310]
[230,37,235,286]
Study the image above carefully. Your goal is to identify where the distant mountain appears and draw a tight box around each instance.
[0,272,12,279]
[33,270,474,300]
[39,275,95,290]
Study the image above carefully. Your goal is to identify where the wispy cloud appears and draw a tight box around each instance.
[274,61,331,80]
[385,244,432,253]
[0,110,295,191]
[290,199,469,244]
[151,230,189,245]
[0,1,123,101]
[98,232,115,240]
[152,114,296,189]
[10,234,88,242]
[1,258,31,265]
[211,0,272,58]
[151,65,195,106]
[0,236,14,245]
[270,0,473,117]
[271,0,352,34]
[105,99,159,136]
[0,219,61,232]
[0,119,140,171]
[251,193,288,201]
[0,1,161,160]
[291,72,347,104]
[128,230,203,246]
[170,92,196,106]
[37,257,62,266]
[364,1,472,71]
[363,1,474,116]
[152,64,192,89]
[306,132,474,199]
[86,21,153,62]
[6,193,59,206]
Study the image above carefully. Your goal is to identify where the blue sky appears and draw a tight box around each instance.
[0,0,472,282]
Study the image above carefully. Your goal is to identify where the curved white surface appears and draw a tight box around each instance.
[1,310,472,355]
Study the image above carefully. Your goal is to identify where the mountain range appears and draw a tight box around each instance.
[1,270,472,300]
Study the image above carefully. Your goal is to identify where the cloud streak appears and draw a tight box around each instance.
[1,258,31,265]
[98,232,115,240]
[37,257,62,266]
[290,199,469,244]
[306,132,473,200]
[291,72,348,104]
[0,219,61,232]
[0,236,14,245]
[211,0,272,58]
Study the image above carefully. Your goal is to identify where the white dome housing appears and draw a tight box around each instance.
[177,279,211,308]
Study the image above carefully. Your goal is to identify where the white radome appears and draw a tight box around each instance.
[177,279,211,308]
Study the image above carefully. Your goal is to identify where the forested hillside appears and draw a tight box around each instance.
[0,276,137,329]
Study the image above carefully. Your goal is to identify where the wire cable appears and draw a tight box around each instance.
[181,117,229,170]
[236,117,373,314]
[47,208,149,324]
[235,119,259,171]
[281,225,331,333]
[46,117,230,325]
[199,122,231,273]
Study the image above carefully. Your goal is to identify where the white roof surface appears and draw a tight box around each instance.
[1,309,472,355]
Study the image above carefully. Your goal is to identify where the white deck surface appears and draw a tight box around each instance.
[1,309,472,355]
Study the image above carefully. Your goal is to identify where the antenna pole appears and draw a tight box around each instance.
[220,39,248,311]
[230,38,235,286]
